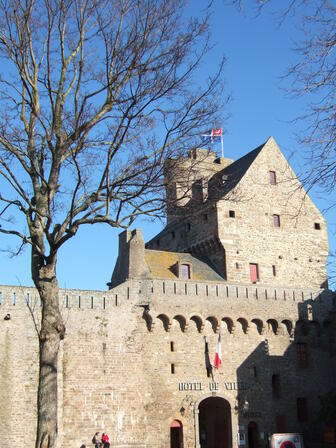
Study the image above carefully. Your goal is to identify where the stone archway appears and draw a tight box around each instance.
[197,396,232,448]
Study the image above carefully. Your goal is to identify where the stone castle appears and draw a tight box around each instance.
[0,137,334,448]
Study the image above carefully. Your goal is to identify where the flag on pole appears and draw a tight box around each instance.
[213,332,222,369]
[201,128,224,158]
[201,128,223,140]
[211,128,222,137]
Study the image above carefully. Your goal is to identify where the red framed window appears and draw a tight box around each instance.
[297,343,308,368]
[249,263,259,283]
[297,397,308,422]
[269,171,277,185]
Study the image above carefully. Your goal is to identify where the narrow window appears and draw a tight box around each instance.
[273,214,280,227]
[170,420,183,448]
[171,231,175,239]
[250,365,258,378]
[203,213,208,221]
[297,397,308,422]
[170,341,174,352]
[229,210,235,218]
[314,222,321,230]
[249,263,259,283]
[156,239,160,247]
[297,343,308,368]
[187,222,191,231]
[272,374,281,398]
[269,171,276,185]
[276,415,286,433]
[272,265,276,276]
[171,363,175,374]
[181,264,191,279]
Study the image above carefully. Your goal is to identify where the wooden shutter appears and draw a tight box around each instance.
[249,263,258,283]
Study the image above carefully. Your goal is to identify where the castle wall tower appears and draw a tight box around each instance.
[148,137,329,288]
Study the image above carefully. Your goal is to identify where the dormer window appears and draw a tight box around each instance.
[180,263,191,279]
[269,171,277,185]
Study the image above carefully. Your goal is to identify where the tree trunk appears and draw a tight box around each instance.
[33,261,65,448]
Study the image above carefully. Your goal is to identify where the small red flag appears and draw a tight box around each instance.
[212,128,222,137]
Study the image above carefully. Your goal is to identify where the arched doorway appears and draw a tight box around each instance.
[198,397,232,448]
[247,421,259,448]
[170,419,183,448]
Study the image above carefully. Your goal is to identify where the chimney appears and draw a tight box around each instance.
[108,229,150,288]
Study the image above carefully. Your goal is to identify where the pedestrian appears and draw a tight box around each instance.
[101,432,110,448]
[92,432,101,448]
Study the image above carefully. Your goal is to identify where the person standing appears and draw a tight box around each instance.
[101,433,110,448]
[92,432,101,448]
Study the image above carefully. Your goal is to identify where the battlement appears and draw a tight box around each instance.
[0,280,333,316]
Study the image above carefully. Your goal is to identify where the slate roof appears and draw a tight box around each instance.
[144,249,224,281]
[215,140,265,196]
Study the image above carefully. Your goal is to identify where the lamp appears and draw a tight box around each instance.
[234,397,249,414]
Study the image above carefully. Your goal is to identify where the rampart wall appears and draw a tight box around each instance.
[0,281,334,448]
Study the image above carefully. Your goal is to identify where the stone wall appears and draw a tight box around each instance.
[148,138,329,288]
[0,280,334,448]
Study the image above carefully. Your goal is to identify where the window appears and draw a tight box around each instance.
[171,363,175,374]
[276,415,286,433]
[269,170,277,185]
[297,397,308,422]
[273,214,280,227]
[156,239,160,247]
[297,343,308,368]
[272,265,276,276]
[249,263,259,283]
[229,210,235,218]
[180,264,191,279]
[250,365,258,378]
[187,222,191,231]
[203,213,208,221]
[170,420,184,448]
[170,341,174,352]
[314,222,321,230]
[272,374,281,398]
[171,231,175,239]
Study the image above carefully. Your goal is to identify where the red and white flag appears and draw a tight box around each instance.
[211,128,222,137]
[213,332,222,369]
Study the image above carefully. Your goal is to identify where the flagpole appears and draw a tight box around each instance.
[221,134,224,158]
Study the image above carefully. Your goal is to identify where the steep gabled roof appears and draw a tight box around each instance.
[216,140,266,196]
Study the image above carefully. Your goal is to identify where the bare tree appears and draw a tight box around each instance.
[0,1,227,446]
[231,0,336,202]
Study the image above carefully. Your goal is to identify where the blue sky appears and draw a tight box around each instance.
[1,1,335,290]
